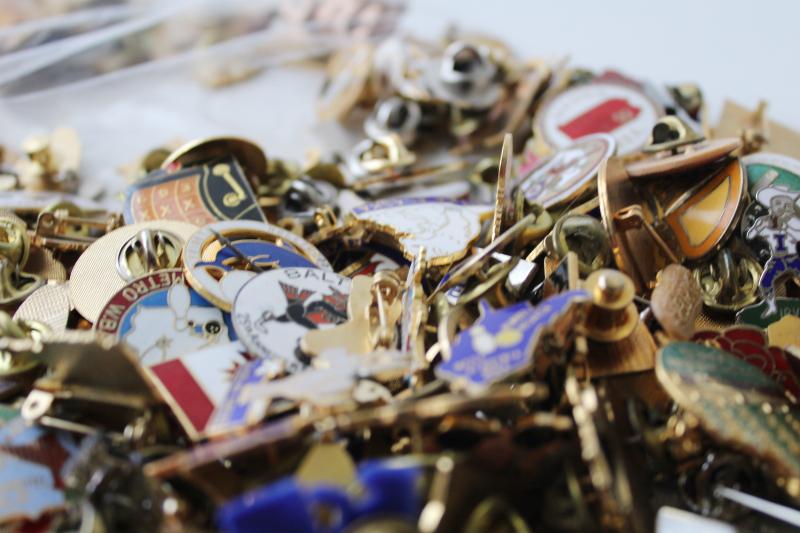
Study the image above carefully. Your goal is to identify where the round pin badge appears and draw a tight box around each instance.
[95,269,235,367]
[183,221,332,311]
[69,221,198,324]
[161,136,267,182]
[517,133,616,208]
[232,267,351,372]
[534,81,662,155]
[742,152,800,198]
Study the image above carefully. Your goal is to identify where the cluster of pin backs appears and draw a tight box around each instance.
[2,33,800,533]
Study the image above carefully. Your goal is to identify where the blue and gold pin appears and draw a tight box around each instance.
[436,290,588,393]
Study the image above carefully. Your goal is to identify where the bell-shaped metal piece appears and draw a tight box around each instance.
[116,229,183,282]
[642,115,704,154]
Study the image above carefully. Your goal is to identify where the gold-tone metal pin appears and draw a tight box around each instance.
[346,134,417,183]
[0,210,29,267]
[0,211,42,306]
[599,152,746,292]
[543,214,611,277]
[117,229,183,281]
[642,115,704,154]
[692,247,761,312]
[13,281,71,334]
[32,209,123,252]
[490,133,514,242]
[0,311,48,378]
[582,269,656,378]
[301,271,403,358]
[301,275,373,358]
[628,121,740,178]
[583,269,637,343]
[318,43,375,121]
[24,245,66,281]
[650,264,702,340]
[15,127,80,192]
[369,270,403,349]
[69,221,198,323]
[431,213,535,301]
[401,247,429,368]
[161,136,267,184]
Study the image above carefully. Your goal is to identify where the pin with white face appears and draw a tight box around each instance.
[347,197,492,266]
[534,81,662,155]
[745,184,800,316]
[517,133,615,208]
[147,341,253,441]
[207,348,408,435]
[94,269,235,367]
[231,267,351,373]
[182,221,331,311]
[742,152,800,198]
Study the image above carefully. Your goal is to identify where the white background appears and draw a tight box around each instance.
[404,0,800,127]
[0,0,797,199]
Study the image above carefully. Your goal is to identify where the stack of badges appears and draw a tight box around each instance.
[3,15,800,533]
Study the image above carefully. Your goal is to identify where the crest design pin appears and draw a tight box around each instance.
[124,156,265,225]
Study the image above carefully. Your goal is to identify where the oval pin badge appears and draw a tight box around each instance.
[517,133,616,209]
